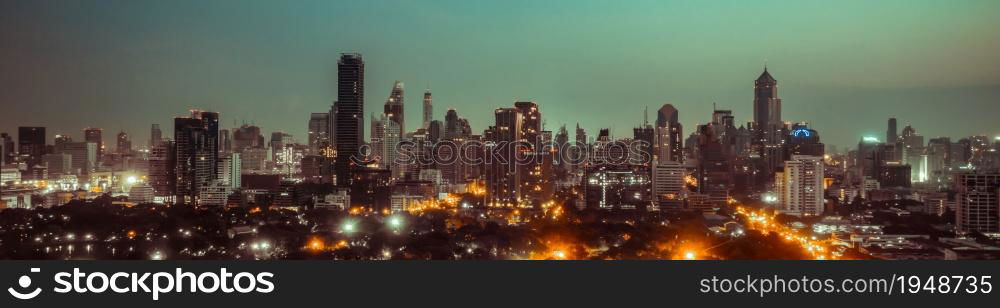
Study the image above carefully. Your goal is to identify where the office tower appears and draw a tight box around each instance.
[219,152,241,190]
[116,131,131,155]
[633,125,655,166]
[776,155,825,216]
[150,124,162,147]
[53,135,72,153]
[173,111,220,205]
[486,108,522,206]
[240,147,267,172]
[444,109,462,139]
[899,125,926,182]
[233,125,264,153]
[218,129,232,154]
[654,104,683,163]
[18,127,46,167]
[370,113,385,167]
[887,118,898,143]
[514,101,552,206]
[334,53,365,186]
[61,142,97,176]
[427,120,443,142]
[381,118,402,179]
[384,80,404,134]
[1,133,13,165]
[148,140,176,199]
[422,89,433,129]
[752,67,782,143]
[695,125,732,206]
[652,161,685,210]
[269,132,292,162]
[43,153,73,176]
[84,128,103,160]
[308,112,330,153]
[954,171,1000,233]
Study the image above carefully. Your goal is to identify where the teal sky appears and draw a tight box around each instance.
[1,0,999,149]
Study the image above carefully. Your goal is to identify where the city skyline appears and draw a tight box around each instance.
[2,0,1000,149]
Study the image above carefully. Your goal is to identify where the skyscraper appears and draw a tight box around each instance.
[752,67,781,143]
[384,80,404,135]
[173,111,220,205]
[422,89,433,129]
[308,112,330,153]
[116,130,131,155]
[1,133,13,165]
[486,108,522,206]
[654,104,683,163]
[887,118,898,144]
[334,53,365,186]
[18,127,46,167]
[84,128,103,160]
[233,125,264,153]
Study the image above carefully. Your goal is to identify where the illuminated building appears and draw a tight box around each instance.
[60,141,97,177]
[219,152,241,190]
[308,112,330,154]
[173,111,220,205]
[384,80,405,135]
[485,107,522,207]
[652,161,685,210]
[128,183,155,204]
[654,104,683,163]
[776,155,825,216]
[584,165,651,210]
[954,171,1000,233]
[334,53,365,186]
[233,125,264,153]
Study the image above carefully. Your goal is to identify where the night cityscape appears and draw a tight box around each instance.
[2,1,999,261]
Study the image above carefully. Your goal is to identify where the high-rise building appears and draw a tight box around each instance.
[776,155,825,216]
[116,131,131,155]
[654,104,683,163]
[334,53,365,186]
[422,89,433,129]
[384,80,404,134]
[1,133,14,165]
[486,108,522,206]
[887,118,898,144]
[173,111,220,205]
[752,68,781,143]
[219,152,241,190]
[61,142,97,176]
[84,128,103,160]
[954,171,1000,233]
[148,140,176,200]
[308,112,330,153]
[43,153,72,176]
[381,118,402,179]
[652,161,685,210]
[219,129,232,154]
[150,124,162,148]
[18,127,46,167]
[233,125,264,153]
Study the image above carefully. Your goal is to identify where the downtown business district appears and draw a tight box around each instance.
[1,54,999,261]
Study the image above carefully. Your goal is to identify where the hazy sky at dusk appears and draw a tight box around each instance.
[1,0,999,149]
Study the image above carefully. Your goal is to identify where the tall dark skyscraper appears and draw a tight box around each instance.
[84,127,104,160]
[334,53,365,186]
[486,108,522,206]
[422,89,433,129]
[752,67,781,142]
[116,130,131,155]
[173,111,219,205]
[383,80,404,135]
[887,118,898,143]
[1,133,14,165]
[18,127,46,167]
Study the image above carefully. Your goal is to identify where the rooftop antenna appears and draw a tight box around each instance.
[643,106,648,127]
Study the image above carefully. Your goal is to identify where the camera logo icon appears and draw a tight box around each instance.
[8,268,42,300]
